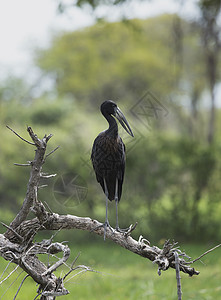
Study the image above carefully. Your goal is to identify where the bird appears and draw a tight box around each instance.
[91,100,134,240]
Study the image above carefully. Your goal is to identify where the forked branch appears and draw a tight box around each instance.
[4,126,53,239]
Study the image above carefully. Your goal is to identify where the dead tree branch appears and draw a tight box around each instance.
[1,126,220,299]
[16,212,200,277]
[13,274,30,300]
[175,251,182,300]
[1,222,23,242]
[190,243,221,264]
[5,126,52,239]
[6,125,35,146]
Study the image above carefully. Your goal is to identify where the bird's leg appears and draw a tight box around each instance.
[115,179,129,233]
[91,178,113,240]
[115,179,120,230]
[103,178,112,240]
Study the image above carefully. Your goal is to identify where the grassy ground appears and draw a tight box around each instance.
[0,241,220,299]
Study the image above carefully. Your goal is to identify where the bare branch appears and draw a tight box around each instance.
[5,127,51,239]
[63,252,81,281]
[175,251,182,300]
[40,173,57,179]
[43,201,54,214]
[38,185,48,189]
[26,126,42,147]
[0,269,23,300]
[44,146,60,160]
[42,243,70,276]
[0,261,13,282]
[14,163,31,167]
[190,243,221,264]
[45,133,53,142]
[0,265,19,285]
[6,125,35,146]
[33,292,42,300]
[64,265,95,283]
[71,252,81,268]
[17,215,200,277]
[13,274,29,300]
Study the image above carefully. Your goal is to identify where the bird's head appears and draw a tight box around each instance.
[100,100,134,137]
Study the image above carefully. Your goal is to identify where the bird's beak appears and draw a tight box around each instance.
[115,107,134,137]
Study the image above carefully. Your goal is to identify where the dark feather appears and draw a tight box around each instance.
[91,131,125,201]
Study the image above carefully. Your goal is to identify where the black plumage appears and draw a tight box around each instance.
[91,100,134,239]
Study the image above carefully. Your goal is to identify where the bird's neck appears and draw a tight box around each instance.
[105,115,118,138]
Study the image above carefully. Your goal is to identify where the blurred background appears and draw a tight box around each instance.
[0,0,221,243]
[1,0,221,299]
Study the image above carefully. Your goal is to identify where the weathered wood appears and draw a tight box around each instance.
[16,212,200,276]
[5,127,49,239]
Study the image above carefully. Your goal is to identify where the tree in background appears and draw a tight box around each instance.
[36,15,184,107]
[198,0,221,144]
[1,2,221,242]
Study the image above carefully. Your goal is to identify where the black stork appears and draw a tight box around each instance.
[91,100,134,240]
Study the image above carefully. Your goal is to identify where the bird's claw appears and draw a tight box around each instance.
[91,221,113,241]
[115,222,138,237]
[115,226,129,233]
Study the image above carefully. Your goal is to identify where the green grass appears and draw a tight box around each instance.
[0,242,220,299]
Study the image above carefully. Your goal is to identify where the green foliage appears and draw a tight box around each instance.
[36,15,194,106]
[1,14,221,242]
[1,86,221,242]
[124,134,221,241]
[29,98,73,125]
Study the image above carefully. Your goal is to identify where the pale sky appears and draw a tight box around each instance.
[0,0,199,79]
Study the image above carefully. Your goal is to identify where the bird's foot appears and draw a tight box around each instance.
[91,221,113,241]
[115,226,129,233]
[103,221,114,240]
[115,222,138,237]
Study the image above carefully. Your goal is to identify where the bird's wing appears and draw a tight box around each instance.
[91,133,126,201]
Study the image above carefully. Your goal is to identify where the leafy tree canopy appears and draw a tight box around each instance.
[36,14,207,108]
